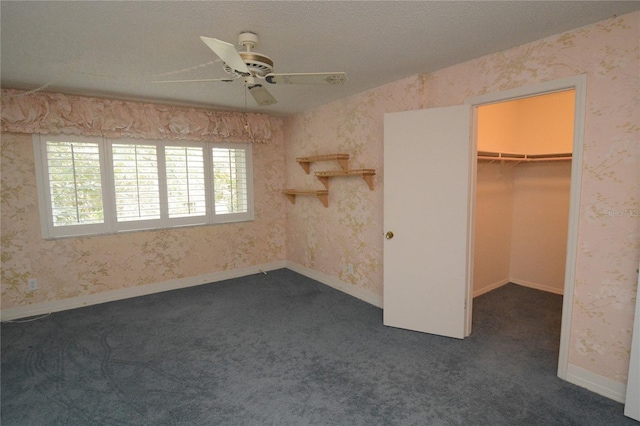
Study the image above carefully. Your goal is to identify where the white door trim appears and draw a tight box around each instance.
[465,74,587,381]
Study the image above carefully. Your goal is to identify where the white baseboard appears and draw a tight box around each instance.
[285,261,383,308]
[0,261,383,321]
[473,278,510,298]
[0,261,287,321]
[566,364,627,403]
[510,278,564,295]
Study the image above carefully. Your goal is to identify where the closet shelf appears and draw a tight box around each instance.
[478,151,572,163]
[315,169,376,190]
[283,189,329,207]
[296,154,350,174]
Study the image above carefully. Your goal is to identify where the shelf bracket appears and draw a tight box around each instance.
[314,169,376,190]
[283,189,329,207]
[296,154,350,174]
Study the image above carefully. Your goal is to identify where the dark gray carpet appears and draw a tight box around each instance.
[1,269,635,425]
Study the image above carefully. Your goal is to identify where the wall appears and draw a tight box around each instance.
[285,12,639,391]
[477,90,575,154]
[284,75,423,300]
[473,162,514,295]
[1,104,287,314]
[513,91,574,154]
[473,162,571,296]
[509,162,571,293]
[477,102,520,153]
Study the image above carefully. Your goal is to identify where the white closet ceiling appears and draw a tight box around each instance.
[1,1,638,115]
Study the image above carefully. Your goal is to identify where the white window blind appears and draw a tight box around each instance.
[45,140,104,226]
[112,144,160,222]
[165,146,206,219]
[212,147,248,215]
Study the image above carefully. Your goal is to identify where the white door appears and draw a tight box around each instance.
[383,106,472,339]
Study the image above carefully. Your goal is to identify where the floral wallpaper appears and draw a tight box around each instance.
[285,12,639,386]
[284,76,423,296]
[1,105,286,309]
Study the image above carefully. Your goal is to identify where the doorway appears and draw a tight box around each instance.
[471,90,574,372]
[466,75,587,380]
[473,90,574,297]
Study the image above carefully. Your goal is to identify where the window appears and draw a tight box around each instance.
[112,143,161,222]
[33,135,253,238]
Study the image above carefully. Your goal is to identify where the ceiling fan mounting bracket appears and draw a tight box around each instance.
[238,31,258,50]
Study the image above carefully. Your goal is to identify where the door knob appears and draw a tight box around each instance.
[385,231,394,239]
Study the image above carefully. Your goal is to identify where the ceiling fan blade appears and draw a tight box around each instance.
[265,72,346,85]
[248,85,277,106]
[200,36,250,76]
[151,78,235,83]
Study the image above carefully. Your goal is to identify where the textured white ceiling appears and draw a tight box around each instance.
[1,1,638,115]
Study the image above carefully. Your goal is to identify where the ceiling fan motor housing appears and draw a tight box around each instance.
[224,51,274,77]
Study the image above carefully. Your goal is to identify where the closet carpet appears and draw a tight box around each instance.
[1,269,634,425]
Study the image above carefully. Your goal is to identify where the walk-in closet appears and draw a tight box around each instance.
[473,90,575,298]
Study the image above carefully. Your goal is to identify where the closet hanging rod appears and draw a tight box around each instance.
[477,151,572,162]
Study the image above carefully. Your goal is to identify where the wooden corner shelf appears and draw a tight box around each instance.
[315,169,376,190]
[286,153,375,207]
[283,189,329,207]
[296,154,350,174]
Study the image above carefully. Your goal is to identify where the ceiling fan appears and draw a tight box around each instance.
[154,31,347,106]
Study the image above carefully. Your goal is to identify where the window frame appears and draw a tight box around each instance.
[33,134,254,239]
